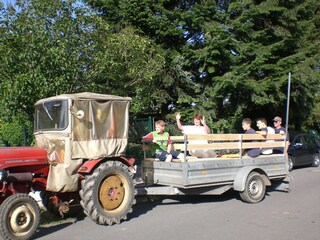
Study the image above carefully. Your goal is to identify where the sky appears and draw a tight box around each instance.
[1,0,15,8]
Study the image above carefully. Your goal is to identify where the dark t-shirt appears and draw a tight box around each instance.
[274,126,286,134]
[246,128,255,134]
[274,126,287,153]
[245,128,261,157]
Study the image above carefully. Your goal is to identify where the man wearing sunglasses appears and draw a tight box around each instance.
[273,116,285,135]
[273,116,288,153]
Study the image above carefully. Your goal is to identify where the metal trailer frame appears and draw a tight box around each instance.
[137,154,290,197]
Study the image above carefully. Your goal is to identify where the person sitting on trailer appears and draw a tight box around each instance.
[256,117,275,155]
[273,116,289,154]
[241,118,261,157]
[143,120,183,162]
[175,112,216,158]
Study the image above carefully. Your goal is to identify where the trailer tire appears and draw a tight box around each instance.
[239,172,266,203]
[80,161,136,225]
[0,194,40,240]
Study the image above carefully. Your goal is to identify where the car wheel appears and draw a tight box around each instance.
[312,153,320,167]
[288,156,294,172]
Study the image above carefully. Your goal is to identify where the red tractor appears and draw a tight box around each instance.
[0,93,136,240]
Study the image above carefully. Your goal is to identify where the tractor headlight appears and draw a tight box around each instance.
[0,170,8,181]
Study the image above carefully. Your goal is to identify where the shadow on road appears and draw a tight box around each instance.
[34,222,74,239]
[32,210,86,239]
[129,184,290,221]
[128,189,238,221]
[32,185,287,239]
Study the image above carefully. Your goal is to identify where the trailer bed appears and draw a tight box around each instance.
[139,133,290,199]
[142,154,287,188]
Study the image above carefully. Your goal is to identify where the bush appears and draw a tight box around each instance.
[0,115,33,146]
[126,143,144,165]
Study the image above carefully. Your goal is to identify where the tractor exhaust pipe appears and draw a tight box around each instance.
[7,172,33,182]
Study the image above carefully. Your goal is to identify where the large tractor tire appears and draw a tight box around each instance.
[80,161,136,225]
[239,171,266,203]
[0,194,40,240]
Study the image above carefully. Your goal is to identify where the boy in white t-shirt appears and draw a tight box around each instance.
[256,117,275,155]
[176,112,216,158]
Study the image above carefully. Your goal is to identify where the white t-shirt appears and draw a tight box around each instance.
[181,125,216,158]
[261,126,275,155]
[182,125,208,144]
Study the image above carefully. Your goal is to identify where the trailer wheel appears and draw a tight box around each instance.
[239,172,266,203]
[0,194,40,240]
[80,161,136,225]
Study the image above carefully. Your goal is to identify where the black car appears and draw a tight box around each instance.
[287,132,320,171]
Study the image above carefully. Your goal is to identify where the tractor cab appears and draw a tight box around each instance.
[34,92,132,192]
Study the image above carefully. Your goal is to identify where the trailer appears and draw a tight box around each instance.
[138,134,290,203]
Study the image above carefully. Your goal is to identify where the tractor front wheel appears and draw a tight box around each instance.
[0,194,40,240]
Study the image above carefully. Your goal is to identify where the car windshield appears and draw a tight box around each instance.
[34,100,68,131]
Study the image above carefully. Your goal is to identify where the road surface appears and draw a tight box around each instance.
[34,167,320,240]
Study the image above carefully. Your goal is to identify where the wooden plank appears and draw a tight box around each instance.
[186,134,241,141]
[242,142,284,149]
[172,144,184,150]
[242,134,286,141]
[185,133,285,141]
[187,141,284,150]
[142,134,286,160]
[187,142,239,150]
[170,136,184,141]
[142,134,285,142]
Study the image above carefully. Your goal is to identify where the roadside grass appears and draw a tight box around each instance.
[39,207,84,227]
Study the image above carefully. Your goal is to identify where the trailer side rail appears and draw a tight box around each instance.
[142,133,287,162]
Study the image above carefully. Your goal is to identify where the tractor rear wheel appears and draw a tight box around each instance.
[80,161,136,225]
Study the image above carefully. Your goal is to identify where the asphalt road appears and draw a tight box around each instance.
[34,166,320,240]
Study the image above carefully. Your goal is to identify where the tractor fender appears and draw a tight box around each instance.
[77,156,135,174]
[233,166,271,192]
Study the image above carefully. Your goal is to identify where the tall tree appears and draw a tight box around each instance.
[0,0,106,119]
[218,0,320,131]
[289,0,320,130]
[86,26,168,115]
[0,0,172,145]
[84,0,320,131]
[85,0,208,119]
[0,0,167,122]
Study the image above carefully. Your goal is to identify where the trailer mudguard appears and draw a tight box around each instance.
[233,166,271,192]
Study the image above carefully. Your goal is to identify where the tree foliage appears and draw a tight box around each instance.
[86,0,320,131]
[0,113,33,146]
[0,0,105,119]
[0,0,171,145]
[0,0,320,146]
